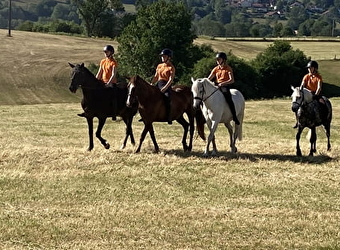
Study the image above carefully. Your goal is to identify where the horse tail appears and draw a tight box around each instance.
[236,92,245,141]
[237,107,244,141]
[195,108,206,141]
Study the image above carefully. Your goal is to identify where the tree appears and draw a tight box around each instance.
[72,0,109,36]
[252,41,308,98]
[194,16,226,36]
[117,0,196,81]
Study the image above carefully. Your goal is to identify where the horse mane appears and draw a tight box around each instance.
[76,63,97,80]
[198,78,218,88]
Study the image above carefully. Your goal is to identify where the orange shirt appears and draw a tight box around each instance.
[155,62,175,82]
[302,73,322,93]
[99,57,118,83]
[211,64,233,83]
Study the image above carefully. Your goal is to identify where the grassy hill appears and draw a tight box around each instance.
[1,29,340,105]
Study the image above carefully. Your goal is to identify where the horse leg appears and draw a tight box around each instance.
[324,123,331,151]
[135,125,149,153]
[120,117,135,150]
[296,127,303,156]
[224,123,236,153]
[147,123,159,153]
[203,118,213,156]
[176,115,190,151]
[96,117,110,149]
[207,120,219,157]
[86,117,94,151]
[309,127,316,156]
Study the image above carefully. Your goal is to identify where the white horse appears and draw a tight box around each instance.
[191,77,245,157]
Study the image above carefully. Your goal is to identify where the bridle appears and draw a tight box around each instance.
[292,89,304,108]
[193,81,220,104]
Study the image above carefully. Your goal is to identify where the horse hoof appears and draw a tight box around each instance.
[104,143,110,149]
[120,144,126,150]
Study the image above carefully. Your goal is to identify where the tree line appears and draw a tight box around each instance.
[0,0,314,99]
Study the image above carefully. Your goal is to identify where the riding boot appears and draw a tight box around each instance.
[165,96,172,125]
[223,92,240,125]
[78,107,89,118]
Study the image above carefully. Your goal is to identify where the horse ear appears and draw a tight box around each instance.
[191,77,195,83]
[291,85,295,91]
[80,63,84,68]
[68,62,75,68]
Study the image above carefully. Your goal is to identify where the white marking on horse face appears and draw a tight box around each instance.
[126,82,135,107]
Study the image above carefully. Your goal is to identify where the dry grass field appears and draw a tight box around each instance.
[2,29,340,105]
[195,37,340,61]
[1,29,340,249]
[1,99,340,249]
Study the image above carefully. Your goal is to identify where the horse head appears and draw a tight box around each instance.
[191,77,206,109]
[291,86,314,112]
[68,63,97,93]
[69,63,85,93]
[126,75,138,108]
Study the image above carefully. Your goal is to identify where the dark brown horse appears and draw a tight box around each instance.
[126,75,205,153]
[291,86,332,156]
[68,63,138,151]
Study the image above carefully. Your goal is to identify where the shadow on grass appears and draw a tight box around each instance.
[162,149,335,164]
[323,82,340,98]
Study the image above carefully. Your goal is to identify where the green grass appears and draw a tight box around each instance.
[1,99,340,249]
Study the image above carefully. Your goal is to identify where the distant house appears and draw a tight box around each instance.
[289,2,304,8]
[264,11,281,18]
[252,3,268,13]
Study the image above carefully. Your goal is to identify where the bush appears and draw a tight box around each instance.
[17,21,34,31]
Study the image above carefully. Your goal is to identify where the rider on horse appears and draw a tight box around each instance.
[151,48,176,124]
[78,45,118,120]
[293,60,327,128]
[208,52,240,125]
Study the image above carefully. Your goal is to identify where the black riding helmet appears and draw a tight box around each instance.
[103,45,114,54]
[216,52,227,61]
[306,60,318,69]
[160,48,173,57]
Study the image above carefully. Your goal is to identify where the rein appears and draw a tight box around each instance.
[194,82,220,102]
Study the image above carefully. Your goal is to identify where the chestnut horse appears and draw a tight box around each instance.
[68,63,138,151]
[126,75,205,153]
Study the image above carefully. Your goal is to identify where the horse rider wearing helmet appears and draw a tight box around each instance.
[208,52,240,125]
[151,48,176,124]
[293,60,326,128]
[78,45,118,120]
